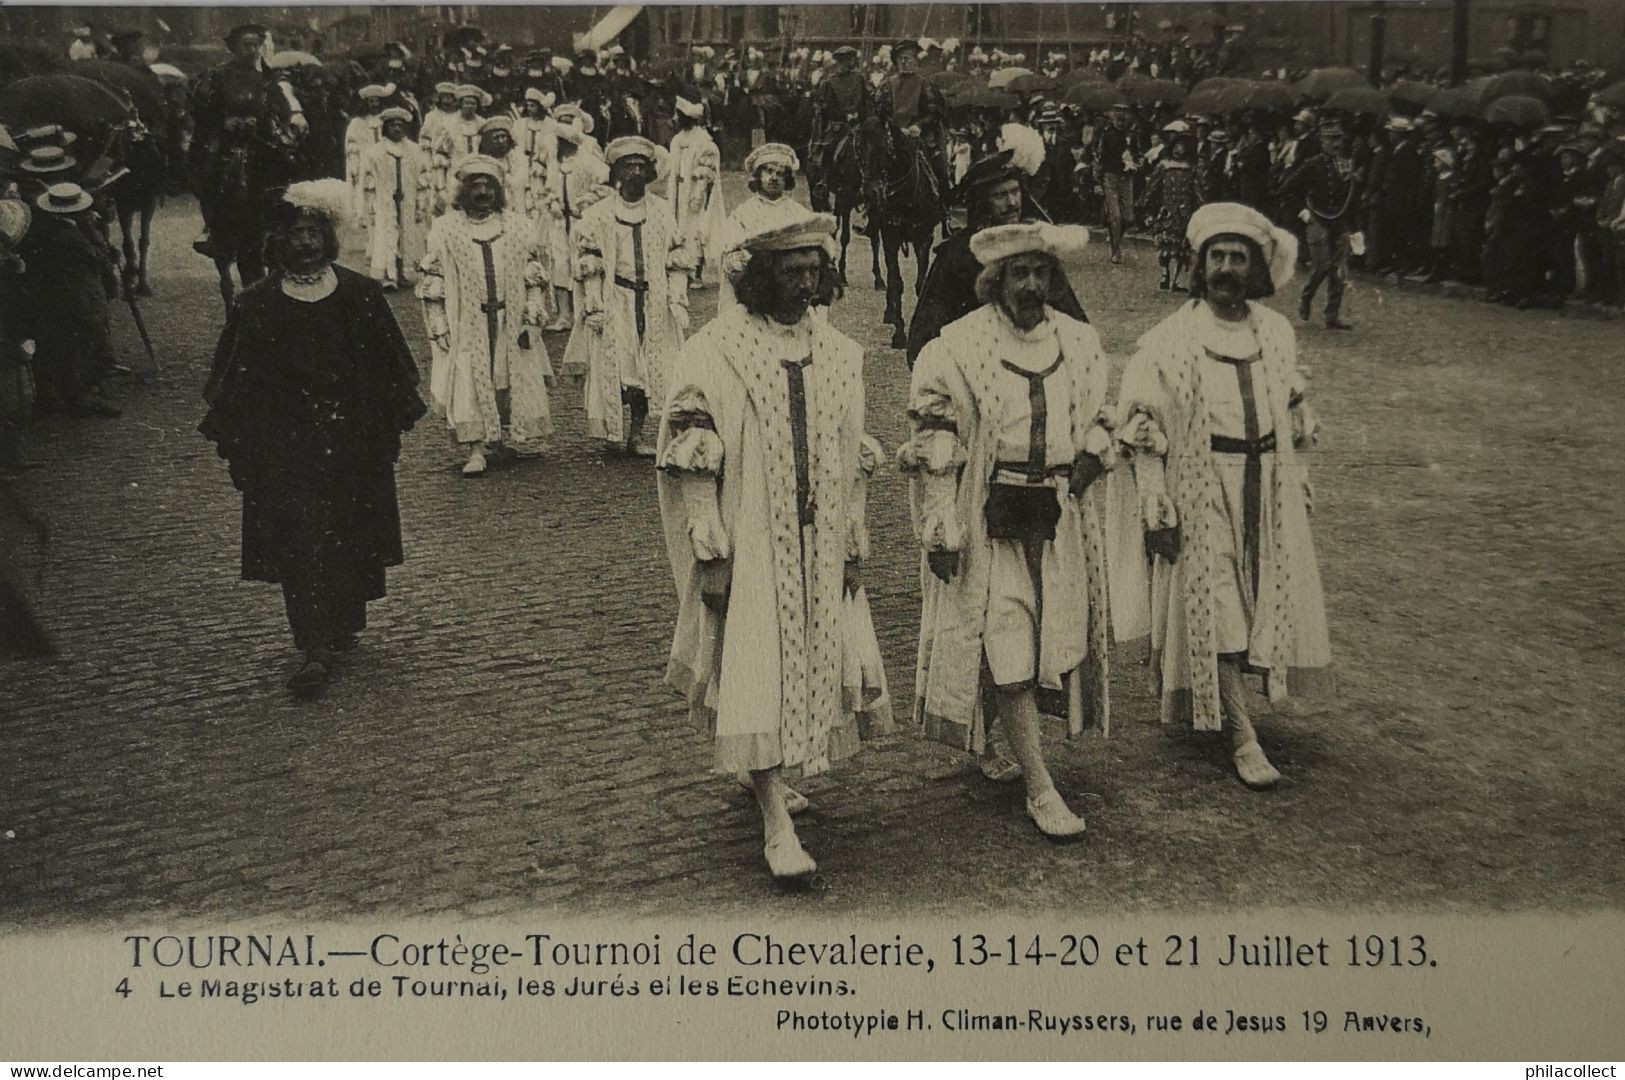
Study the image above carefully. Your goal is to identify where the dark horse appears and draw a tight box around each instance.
[859,116,947,349]
[188,68,306,310]
[108,113,169,298]
[817,125,868,290]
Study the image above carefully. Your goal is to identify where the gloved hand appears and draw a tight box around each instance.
[1068,450,1105,498]
[1298,208,1312,224]
[927,549,960,584]
[431,333,451,352]
[1145,526,1181,564]
[583,310,605,331]
[699,558,732,614]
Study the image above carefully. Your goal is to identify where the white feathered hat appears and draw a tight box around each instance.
[997,123,1046,176]
[1186,201,1299,291]
[282,177,352,231]
[674,95,705,119]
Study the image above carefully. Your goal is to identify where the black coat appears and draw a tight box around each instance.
[201,266,426,585]
[905,229,1089,366]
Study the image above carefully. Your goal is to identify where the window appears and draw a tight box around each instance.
[967,4,999,38]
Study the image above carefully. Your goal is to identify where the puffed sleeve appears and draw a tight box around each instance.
[847,434,885,562]
[1115,349,1177,531]
[523,253,548,326]
[414,229,450,342]
[666,221,693,303]
[896,343,968,553]
[1289,366,1319,449]
[658,385,730,562]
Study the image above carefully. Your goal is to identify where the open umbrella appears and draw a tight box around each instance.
[1119,75,1185,108]
[1294,67,1368,100]
[926,69,973,91]
[1426,86,1480,119]
[1386,80,1436,113]
[986,66,1033,90]
[267,50,323,70]
[1238,81,1298,113]
[1189,76,1249,97]
[1062,69,1109,89]
[953,84,1017,111]
[1483,71,1550,103]
[1482,94,1549,128]
[0,73,132,137]
[1066,83,1125,111]
[1323,86,1391,117]
[69,59,168,124]
[0,44,61,84]
[1006,73,1057,96]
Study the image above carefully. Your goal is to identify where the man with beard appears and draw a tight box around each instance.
[359,108,432,289]
[1111,202,1332,787]
[416,156,553,477]
[562,136,691,457]
[906,128,1089,368]
[667,97,726,287]
[201,179,426,698]
[657,208,891,879]
[902,222,1121,838]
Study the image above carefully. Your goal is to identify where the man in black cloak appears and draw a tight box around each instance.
[201,179,426,698]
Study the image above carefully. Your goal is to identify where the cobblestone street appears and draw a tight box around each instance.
[3,177,1622,925]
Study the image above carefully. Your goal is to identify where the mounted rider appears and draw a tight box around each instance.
[806,45,869,211]
[873,39,950,202]
[189,22,304,281]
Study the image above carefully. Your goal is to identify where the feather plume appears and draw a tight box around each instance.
[283,178,351,231]
[998,123,1046,177]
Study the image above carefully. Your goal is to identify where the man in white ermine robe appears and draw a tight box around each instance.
[360,108,432,288]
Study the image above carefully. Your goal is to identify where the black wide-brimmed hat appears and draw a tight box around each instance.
[958,149,1019,196]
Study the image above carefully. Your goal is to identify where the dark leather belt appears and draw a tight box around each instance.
[1210,432,1276,456]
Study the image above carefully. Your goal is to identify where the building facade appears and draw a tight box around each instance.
[4,3,1621,73]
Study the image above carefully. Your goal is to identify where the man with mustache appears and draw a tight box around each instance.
[903,222,1124,839]
[1112,202,1333,788]
[201,179,425,698]
[906,127,1089,369]
[359,107,432,289]
[563,136,691,458]
[416,156,553,477]
[657,209,890,880]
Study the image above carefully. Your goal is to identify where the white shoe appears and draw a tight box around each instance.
[1233,741,1282,789]
[736,772,810,816]
[461,448,487,477]
[763,831,817,879]
[1026,788,1087,839]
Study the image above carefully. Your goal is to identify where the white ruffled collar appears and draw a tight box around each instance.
[279,265,338,303]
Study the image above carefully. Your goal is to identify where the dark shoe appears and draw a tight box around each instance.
[1298,292,1313,321]
[287,652,333,698]
[1325,318,1354,331]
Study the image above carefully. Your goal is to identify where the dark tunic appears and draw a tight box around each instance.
[904,229,1090,367]
[200,267,426,638]
[17,216,118,410]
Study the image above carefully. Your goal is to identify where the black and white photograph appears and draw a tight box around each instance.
[0,0,1621,1062]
